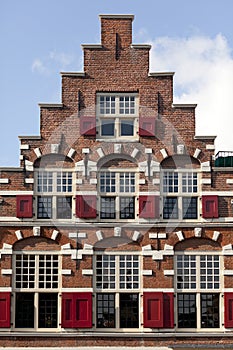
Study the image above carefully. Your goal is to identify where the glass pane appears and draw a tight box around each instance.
[201,294,219,328]
[38,293,58,328]
[56,196,72,219]
[177,293,197,328]
[96,293,115,328]
[101,120,114,136]
[15,293,34,328]
[120,294,139,328]
[120,120,134,136]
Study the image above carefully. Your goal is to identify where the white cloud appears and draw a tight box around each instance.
[149,34,233,152]
[31,59,48,74]
[31,51,76,76]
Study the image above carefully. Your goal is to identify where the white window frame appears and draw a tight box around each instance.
[162,170,200,221]
[175,252,224,331]
[93,252,142,331]
[96,93,139,141]
[35,170,75,220]
[98,169,138,221]
[12,251,62,331]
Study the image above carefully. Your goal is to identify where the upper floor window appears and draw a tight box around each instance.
[162,171,199,220]
[99,171,136,220]
[176,254,221,329]
[35,171,74,220]
[96,93,138,139]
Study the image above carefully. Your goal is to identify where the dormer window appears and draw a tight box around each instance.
[96,93,138,140]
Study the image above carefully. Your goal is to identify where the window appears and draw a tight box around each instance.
[95,254,140,329]
[13,254,60,329]
[97,93,138,139]
[176,254,221,329]
[36,171,73,219]
[99,171,136,220]
[162,171,198,220]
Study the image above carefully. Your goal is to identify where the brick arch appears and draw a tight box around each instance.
[13,236,60,251]
[160,154,200,169]
[33,153,75,168]
[174,237,221,251]
[94,236,141,250]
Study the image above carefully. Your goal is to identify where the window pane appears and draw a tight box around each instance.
[96,294,115,328]
[200,256,220,289]
[38,255,59,289]
[56,196,72,219]
[37,196,52,219]
[182,197,197,219]
[15,255,35,289]
[163,172,178,193]
[120,173,135,193]
[100,96,115,114]
[178,294,196,328]
[96,255,116,289]
[15,293,34,328]
[119,255,139,289]
[100,197,115,219]
[100,172,116,193]
[120,120,134,136]
[39,293,58,328]
[119,96,135,114]
[176,255,196,290]
[101,120,115,136]
[120,294,139,328]
[182,173,198,193]
[57,172,72,192]
[163,197,178,219]
[37,172,53,193]
[201,294,219,328]
[120,197,135,219]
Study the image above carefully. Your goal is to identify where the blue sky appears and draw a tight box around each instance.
[1,0,233,166]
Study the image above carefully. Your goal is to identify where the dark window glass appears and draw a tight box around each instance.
[56,196,72,219]
[163,197,178,219]
[178,293,197,328]
[39,293,58,328]
[120,120,134,136]
[100,197,115,219]
[37,196,52,219]
[201,294,219,328]
[101,120,115,136]
[183,197,197,219]
[15,293,34,328]
[120,197,135,219]
[120,293,139,328]
[97,294,115,328]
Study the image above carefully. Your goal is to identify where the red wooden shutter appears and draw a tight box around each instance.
[143,292,163,328]
[163,293,174,328]
[75,292,92,328]
[225,293,233,328]
[139,117,156,136]
[80,116,96,136]
[202,195,219,218]
[16,195,33,218]
[139,195,159,219]
[62,294,74,328]
[76,195,97,218]
[0,292,11,328]
[62,293,92,328]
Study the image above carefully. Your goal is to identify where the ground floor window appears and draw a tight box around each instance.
[15,293,58,328]
[96,293,139,328]
[178,293,219,329]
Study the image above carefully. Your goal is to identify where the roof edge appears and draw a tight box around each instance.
[99,14,134,20]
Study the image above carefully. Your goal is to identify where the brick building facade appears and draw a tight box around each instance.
[0,14,233,349]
